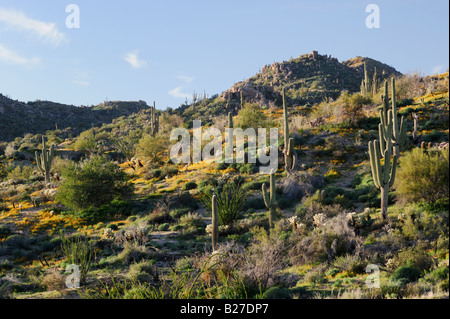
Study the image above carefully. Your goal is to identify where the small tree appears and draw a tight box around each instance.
[340,92,372,126]
[56,155,133,211]
[395,148,449,205]
[235,103,268,130]
[135,135,169,163]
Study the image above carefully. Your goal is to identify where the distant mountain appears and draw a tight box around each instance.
[0,95,149,141]
[220,51,402,108]
[174,51,403,124]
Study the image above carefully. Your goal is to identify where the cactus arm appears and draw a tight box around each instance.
[389,155,398,188]
[369,141,381,189]
[35,151,43,173]
[211,195,219,249]
[262,184,271,208]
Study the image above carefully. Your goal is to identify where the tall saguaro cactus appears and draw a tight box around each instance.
[150,101,159,137]
[211,195,219,250]
[368,138,397,220]
[262,171,277,228]
[283,89,296,174]
[379,78,407,156]
[35,136,55,185]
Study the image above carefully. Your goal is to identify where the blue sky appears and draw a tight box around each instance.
[0,0,448,109]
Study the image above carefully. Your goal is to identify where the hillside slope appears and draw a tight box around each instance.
[0,95,149,142]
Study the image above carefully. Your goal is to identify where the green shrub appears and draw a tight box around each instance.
[395,148,449,204]
[235,103,269,130]
[201,182,247,226]
[391,261,422,284]
[239,163,257,175]
[56,155,134,211]
[6,165,34,181]
[182,181,197,191]
[422,266,449,285]
[333,254,367,274]
[244,196,266,210]
[262,286,292,299]
[157,223,170,231]
[60,231,93,284]
[135,135,169,163]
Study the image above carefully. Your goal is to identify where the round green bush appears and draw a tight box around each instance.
[182,181,198,191]
[262,286,292,299]
[391,261,422,284]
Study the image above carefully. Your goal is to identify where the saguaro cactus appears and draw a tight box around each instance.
[262,171,277,228]
[211,195,219,250]
[412,113,419,144]
[226,112,234,163]
[368,133,397,220]
[372,67,378,96]
[150,101,159,137]
[379,79,407,156]
[283,89,296,174]
[35,136,55,185]
[320,190,326,203]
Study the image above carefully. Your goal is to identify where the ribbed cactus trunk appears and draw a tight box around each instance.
[372,67,378,96]
[364,61,371,96]
[35,136,55,185]
[211,195,219,250]
[151,101,159,137]
[226,112,234,163]
[412,113,419,143]
[262,171,277,228]
[368,138,397,220]
[380,186,389,221]
[283,89,296,174]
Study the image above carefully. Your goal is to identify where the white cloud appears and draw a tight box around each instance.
[0,7,67,46]
[124,51,148,69]
[0,43,41,67]
[169,86,190,99]
[176,75,195,83]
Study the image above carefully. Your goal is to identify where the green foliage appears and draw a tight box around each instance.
[72,128,97,153]
[56,155,134,211]
[6,164,35,181]
[60,231,93,284]
[235,103,269,130]
[262,286,292,299]
[202,181,247,226]
[395,148,449,204]
[340,91,372,126]
[135,135,169,163]
[391,261,422,284]
[182,181,197,191]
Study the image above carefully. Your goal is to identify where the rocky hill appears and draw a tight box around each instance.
[222,51,402,108]
[175,51,403,123]
[0,95,149,141]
